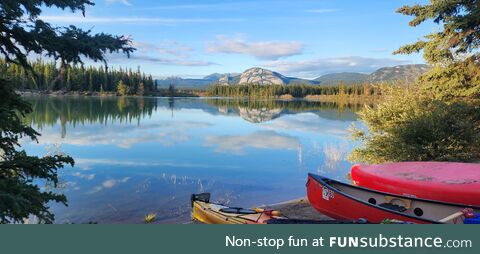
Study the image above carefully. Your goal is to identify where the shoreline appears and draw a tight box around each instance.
[17,89,377,103]
[16,89,203,98]
[267,197,331,221]
[189,198,330,224]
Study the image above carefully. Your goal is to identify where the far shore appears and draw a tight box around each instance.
[17,89,380,104]
[16,89,203,98]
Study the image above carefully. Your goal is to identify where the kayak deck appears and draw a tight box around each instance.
[191,193,283,224]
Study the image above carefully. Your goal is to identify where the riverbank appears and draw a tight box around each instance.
[304,94,382,104]
[16,89,204,97]
[16,89,379,103]
[267,198,331,221]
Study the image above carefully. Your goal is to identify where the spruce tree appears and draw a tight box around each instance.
[0,0,135,223]
[351,0,480,163]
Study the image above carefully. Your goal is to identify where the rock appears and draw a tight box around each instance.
[239,67,287,85]
[238,107,283,123]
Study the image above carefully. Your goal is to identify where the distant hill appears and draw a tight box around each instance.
[203,73,225,81]
[155,77,212,89]
[368,64,430,83]
[155,73,237,89]
[315,72,369,85]
[155,64,429,89]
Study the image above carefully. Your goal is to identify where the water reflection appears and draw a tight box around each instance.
[23,96,360,223]
[204,130,299,154]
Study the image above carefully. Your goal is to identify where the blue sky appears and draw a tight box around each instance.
[42,0,433,79]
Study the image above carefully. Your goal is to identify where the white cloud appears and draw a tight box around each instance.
[262,113,351,137]
[105,0,132,6]
[72,172,96,180]
[126,55,215,66]
[133,41,193,58]
[263,56,411,78]
[75,158,241,170]
[102,177,131,189]
[108,41,214,66]
[40,15,243,25]
[204,130,300,154]
[33,121,212,149]
[89,177,131,193]
[207,35,305,60]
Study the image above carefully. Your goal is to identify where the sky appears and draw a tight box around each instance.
[41,0,434,79]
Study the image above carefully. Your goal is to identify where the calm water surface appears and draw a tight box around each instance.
[23,96,361,223]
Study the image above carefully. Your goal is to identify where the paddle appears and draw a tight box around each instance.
[439,208,475,223]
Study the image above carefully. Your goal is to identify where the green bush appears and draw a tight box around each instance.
[351,88,480,163]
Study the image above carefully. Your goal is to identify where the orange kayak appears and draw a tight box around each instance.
[351,162,480,206]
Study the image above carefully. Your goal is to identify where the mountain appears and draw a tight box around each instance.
[155,73,238,89]
[155,77,212,89]
[204,73,239,81]
[155,64,429,89]
[217,73,241,85]
[236,67,319,85]
[315,72,369,85]
[368,64,430,83]
[238,67,286,85]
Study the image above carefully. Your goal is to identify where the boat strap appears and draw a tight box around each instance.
[219,208,258,215]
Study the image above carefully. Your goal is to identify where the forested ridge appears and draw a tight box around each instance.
[206,82,390,98]
[1,59,155,95]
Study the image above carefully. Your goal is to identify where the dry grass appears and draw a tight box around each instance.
[144,213,157,224]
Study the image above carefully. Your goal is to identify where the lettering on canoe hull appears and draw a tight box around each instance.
[322,186,335,201]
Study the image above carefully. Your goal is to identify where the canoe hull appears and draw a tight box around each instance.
[307,174,480,224]
[351,162,480,206]
[307,175,430,224]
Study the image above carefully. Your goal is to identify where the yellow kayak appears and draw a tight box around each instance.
[191,193,283,224]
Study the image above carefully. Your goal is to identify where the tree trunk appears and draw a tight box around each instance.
[49,62,66,91]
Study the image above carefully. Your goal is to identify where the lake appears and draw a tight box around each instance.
[22,96,361,224]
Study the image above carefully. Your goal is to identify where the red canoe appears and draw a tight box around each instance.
[351,162,480,206]
[306,174,480,224]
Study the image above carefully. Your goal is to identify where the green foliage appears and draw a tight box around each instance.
[0,1,134,69]
[395,0,480,65]
[418,60,480,103]
[206,82,382,98]
[0,59,154,94]
[0,80,74,223]
[116,80,129,96]
[0,0,135,223]
[353,0,480,164]
[24,96,157,133]
[137,83,145,96]
[350,88,480,163]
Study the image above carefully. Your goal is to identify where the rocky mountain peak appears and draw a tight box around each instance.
[239,67,287,85]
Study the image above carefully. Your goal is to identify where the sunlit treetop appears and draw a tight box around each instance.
[395,0,480,65]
